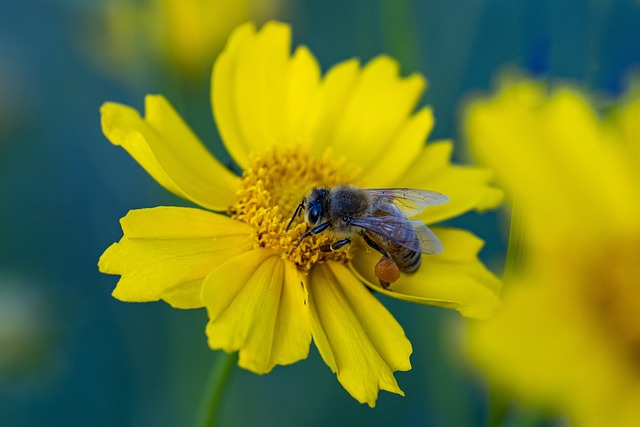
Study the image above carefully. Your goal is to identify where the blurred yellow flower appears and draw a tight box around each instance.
[98,21,502,406]
[90,0,283,80]
[465,75,640,426]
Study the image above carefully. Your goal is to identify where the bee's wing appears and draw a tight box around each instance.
[366,188,449,218]
[351,216,444,255]
[410,220,444,255]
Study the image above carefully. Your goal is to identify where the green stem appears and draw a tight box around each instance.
[197,351,238,427]
[487,385,511,427]
[504,199,525,279]
[378,0,421,73]
[485,201,526,427]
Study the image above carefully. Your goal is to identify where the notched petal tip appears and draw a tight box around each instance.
[100,101,141,147]
[97,240,127,276]
[203,252,312,375]
[101,94,240,211]
[365,54,427,89]
[307,263,412,406]
[98,207,255,307]
[213,19,326,169]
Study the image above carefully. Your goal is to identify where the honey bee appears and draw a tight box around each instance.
[286,185,449,287]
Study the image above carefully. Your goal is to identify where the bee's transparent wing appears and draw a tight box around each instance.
[351,216,443,255]
[366,188,449,218]
[410,220,444,254]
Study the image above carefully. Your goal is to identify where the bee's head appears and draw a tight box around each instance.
[305,188,329,226]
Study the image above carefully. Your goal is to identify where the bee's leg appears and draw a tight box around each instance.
[318,239,351,252]
[362,233,390,258]
[296,222,331,246]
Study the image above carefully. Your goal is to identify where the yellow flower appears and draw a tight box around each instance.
[99,21,502,406]
[465,74,640,426]
[90,0,282,79]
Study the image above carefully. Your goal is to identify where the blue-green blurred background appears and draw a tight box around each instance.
[1,1,639,426]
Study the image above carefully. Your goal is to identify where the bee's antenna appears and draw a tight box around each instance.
[285,198,306,232]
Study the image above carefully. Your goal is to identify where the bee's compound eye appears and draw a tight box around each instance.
[307,206,321,225]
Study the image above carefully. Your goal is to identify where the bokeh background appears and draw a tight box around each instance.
[1,0,639,426]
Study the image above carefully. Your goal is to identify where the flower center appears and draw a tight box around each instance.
[228,148,360,273]
[581,239,640,375]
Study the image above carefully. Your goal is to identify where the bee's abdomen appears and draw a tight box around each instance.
[392,243,421,273]
[365,231,422,273]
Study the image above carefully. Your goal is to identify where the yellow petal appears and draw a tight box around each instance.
[307,262,412,407]
[306,59,361,158]
[468,281,588,411]
[213,22,428,183]
[464,76,640,239]
[202,250,311,374]
[398,141,504,224]
[617,92,640,162]
[362,107,435,187]
[610,92,640,224]
[213,22,322,168]
[351,227,501,319]
[98,207,254,308]
[282,45,322,146]
[469,273,640,427]
[211,22,255,168]
[101,96,239,211]
[324,56,427,186]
